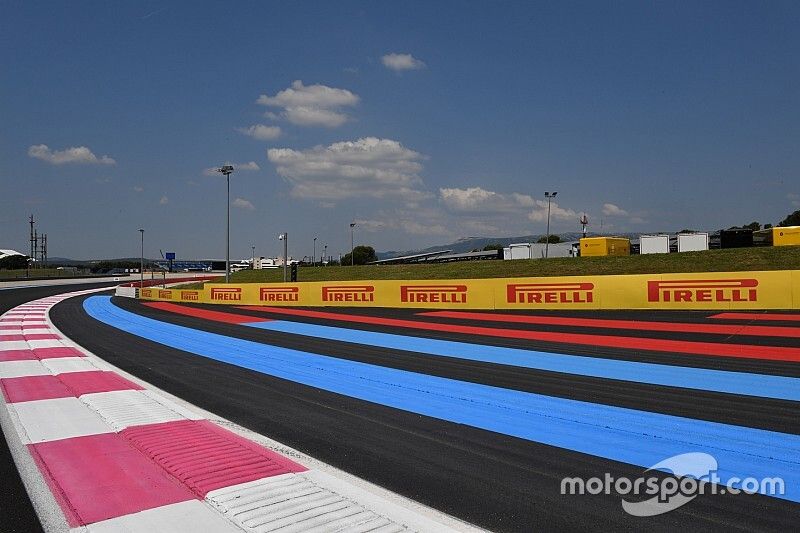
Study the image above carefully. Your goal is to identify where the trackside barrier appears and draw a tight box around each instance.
[138,270,800,310]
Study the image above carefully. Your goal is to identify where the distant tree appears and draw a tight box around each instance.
[0,254,29,270]
[764,223,773,229]
[89,260,142,273]
[743,221,761,231]
[340,245,378,266]
[678,229,698,234]
[482,244,504,251]
[536,235,561,244]
[778,210,800,227]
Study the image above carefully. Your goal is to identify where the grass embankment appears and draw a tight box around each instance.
[175,246,800,289]
[0,269,78,280]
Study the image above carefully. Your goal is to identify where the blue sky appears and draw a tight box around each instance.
[2,1,799,260]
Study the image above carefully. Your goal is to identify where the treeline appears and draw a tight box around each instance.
[89,260,149,273]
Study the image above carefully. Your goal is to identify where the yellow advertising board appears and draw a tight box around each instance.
[138,270,800,310]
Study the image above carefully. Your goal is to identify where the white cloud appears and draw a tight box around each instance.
[440,187,535,214]
[267,137,429,201]
[283,107,349,128]
[237,161,260,171]
[438,186,578,232]
[236,124,282,141]
[257,80,359,128]
[355,217,449,237]
[602,203,629,217]
[232,197,255,210]
[133,186,144,192]
[381,53,426,71]
[159,196,169,205]
[28,144,115,165]
[527,200,577,222]
[203,161,260,176]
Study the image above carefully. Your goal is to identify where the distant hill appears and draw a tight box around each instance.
[377,232,641,260]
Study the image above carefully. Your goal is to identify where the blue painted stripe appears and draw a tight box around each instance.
[84,296,800,502]
[247,320,800,403]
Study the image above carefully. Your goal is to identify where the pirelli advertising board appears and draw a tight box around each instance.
[139,270,800,310]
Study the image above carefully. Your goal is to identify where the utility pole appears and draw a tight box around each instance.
[349,222,356,266]
[138,229,145,288]
[33,229,38,269]
[29,215,35,263]
[323,244,327,266]
[42,234,47,268]
[544,191,558,259]
[313,237,317,267]
[252,245,256,270]
[279,233,288,282]
[215,165,235,282]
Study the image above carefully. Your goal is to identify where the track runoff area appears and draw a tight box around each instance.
[1,286,799,532]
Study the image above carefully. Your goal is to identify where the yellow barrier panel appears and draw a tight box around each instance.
[138,270,800,310]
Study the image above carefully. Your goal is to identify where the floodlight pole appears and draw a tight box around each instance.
[349,222,356,266]
[279,233,288,282]
[252,245,255,270]
[544,191,558,258]
[138,229,144,290]
[313,237,317,267]
[216,165,235,282]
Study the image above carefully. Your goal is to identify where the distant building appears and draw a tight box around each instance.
[0,249,25,260]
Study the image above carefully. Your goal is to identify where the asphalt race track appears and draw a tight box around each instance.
[0,282,119,533]
[46,295,800,532]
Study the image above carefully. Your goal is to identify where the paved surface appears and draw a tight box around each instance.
[0,282,118,533]
[50,296,800,531]
[2,289,471,532]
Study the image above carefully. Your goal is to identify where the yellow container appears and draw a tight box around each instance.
[580,237,630,257]
[754,226,800,246]
[773,226,800,246]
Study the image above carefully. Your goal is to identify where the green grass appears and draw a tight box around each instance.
[0,269,80,280]
[175,246,800,289]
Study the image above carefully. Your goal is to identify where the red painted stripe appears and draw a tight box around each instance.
[1,371,141,403]
[24,333,60,341]
[0,334,28,341]
[0,325,49,330]
[0,317,46,322]
[121,420,306,497]
[29,433,195,526]
[0,349,38,362]
[419,310,800,338]
[240,306,800,363]
[143,301,272,324]
[33,347,85,359]
[58,371,144,397]
[710,312,800,322]
[1,375,73,403]
[0,333,59,341]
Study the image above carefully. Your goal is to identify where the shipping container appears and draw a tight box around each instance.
[639,235,670,254]
[753,226,800,247]
[579,237,630,257]
[677,232,709,252]
[719,228,753,248]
